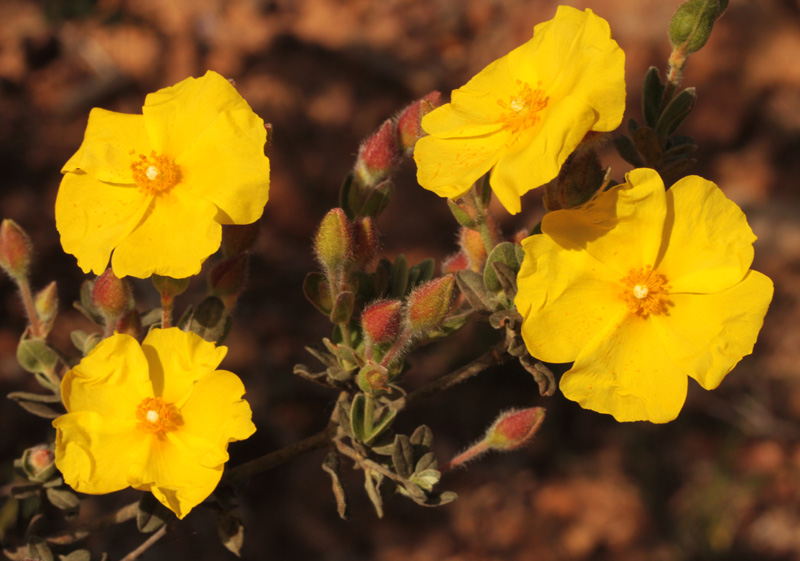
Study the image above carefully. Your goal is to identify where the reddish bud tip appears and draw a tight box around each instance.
[405,275,456,334]
[485,407,546,451]
[221,222,260,257]
[354,119,399,187]
[362,299,403,344]
[21,444,55,481]
[352,217,380,265]
[209,254,249,303]
[0,219,33,281]
[92,268,133,320]
[397,91,441,152]
[314,208,352,272]
[442,251,470,274]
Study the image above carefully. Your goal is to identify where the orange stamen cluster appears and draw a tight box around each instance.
[498,80,549,135]
[620,266,670,318]
[136,397,182,436]
[131,151,181,195]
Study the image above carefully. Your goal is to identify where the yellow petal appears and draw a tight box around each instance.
[55,172,151,275]
[414,129,508,200]
[654,270,773,390]
[53,411,145,494]
[542,168,667,275]
[179,369,256,451]
[656,175,757,293]
[516,233,623,363]
[560,316,688,423]
[142,71,255,159]
[511,6,625,132]
[176,109,270,225]
[490,94,595,214]
[61,333,153,417]
[62,108,151,184]
[140,328,227,407]
[129,435,223,519]
[110,188,220,278]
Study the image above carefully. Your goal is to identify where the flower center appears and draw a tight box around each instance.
[136,397,182,436]
[131,151,181,195]
[498,80,549,135]
[620,266,670,318]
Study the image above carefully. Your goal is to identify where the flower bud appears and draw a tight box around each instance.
[209,254,248,305]
[543,148,604,211]
[362,299,403,344]
[20,444,56,482]
[458,227,487,272]
[314,208,352,272]
[397,91,441,152]
[352,217,380,265]
[669,0,724,55]
[152,274,190,301]
[221,222,260,257]
[92,268,133,320]
[484,407,546,451]
[354,119,399,187]
[34,281,58,326]
[0,219,33,281]
[405,275,456,335]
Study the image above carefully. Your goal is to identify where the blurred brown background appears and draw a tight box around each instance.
[1,0,799,559]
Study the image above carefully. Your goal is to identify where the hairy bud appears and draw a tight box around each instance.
[92,268,133,320]
[352,217,380,265]
[0,219,33,281]
[354,120,399,187]
[405,275,456,335]
[221,222,260,257]
[209,254,248,305]
[314,208,352,272]
[397,91,441,152]
[484,407,546,451]
[362,299,403,344]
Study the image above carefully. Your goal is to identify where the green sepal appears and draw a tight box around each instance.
[491,261,518,302]
[655,87,697,138]
[361,180,394,218]
[303,272,333,316]
[447,200,476,229]
[73,279,104,326]
[408,259,435,288]
[69,330,101,357]
[187,296,231,344]
[339,173,357,219]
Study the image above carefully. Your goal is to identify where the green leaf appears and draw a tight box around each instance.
[58,550,91,561]
[329,291,355,324]
[16,337,58,378]
[391,435,414,479]
[409,425,433,449]
[217,511,245,557]
[491,261,518,301]
[642,66,665,128]
[188,296,230,344]
[13,400,61,419]
[137,492,172,533]
[361,180,393,218]
[349,393,368,443]
[483,242,524,295]
[45,487,79,511]
[363,470,384,518]
[303,273,333,315]
[455,270,495,312]
[633,126,663,167]
[339,173,357,219]
[655,87,696,138]
[408,259,435,288]
[390,254,409,298]
[321,452,349,520]
[415,452,438,473]
[447,200,476,229]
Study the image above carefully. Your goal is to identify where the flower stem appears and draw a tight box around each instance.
[440,441,490,472]
[18,278,44,338]
[379,327,412,368]
[161,294,173,329]
[120,525,167,561]
[46,500,139,545]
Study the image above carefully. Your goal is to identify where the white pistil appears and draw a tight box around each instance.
[146,410,159,423]
[145,166,160,181]
[633,285,649,299]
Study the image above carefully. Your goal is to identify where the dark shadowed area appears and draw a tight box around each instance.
[1,0,799,559]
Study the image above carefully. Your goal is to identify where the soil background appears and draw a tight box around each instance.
[1,0,800,560]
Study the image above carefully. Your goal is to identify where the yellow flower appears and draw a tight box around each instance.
[515,168,773,423]
[57,71,270,278]
[413,6,625,215]
[52,328,256,518]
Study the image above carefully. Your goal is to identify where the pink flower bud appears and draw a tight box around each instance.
[0,219,33,281]
[92,268,133,320]
[362,299,403,344]
[354,119,399,187]
[397,91,441,152]
[352,217,380,265]
[21,444,56,481]
[405,275,456,334]
[485,407,546,451]
[209,254,248,304]
[314,208,352,272]
[221,222,260,257]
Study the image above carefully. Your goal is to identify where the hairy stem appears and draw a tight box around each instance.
[46,500,139,545]
[120,525,167,561]
[18,278,44,338]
